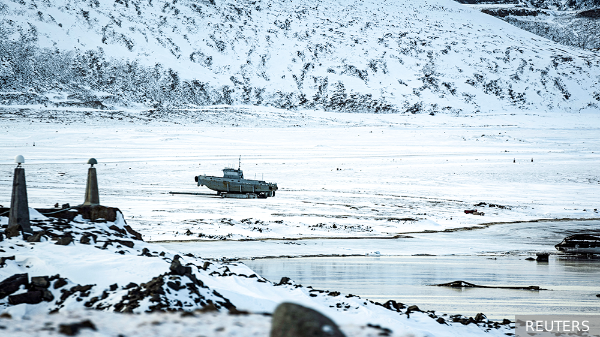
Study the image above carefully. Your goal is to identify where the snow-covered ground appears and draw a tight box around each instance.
[1,108,598,242]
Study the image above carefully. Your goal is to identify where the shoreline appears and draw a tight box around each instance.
[149,217,600,244]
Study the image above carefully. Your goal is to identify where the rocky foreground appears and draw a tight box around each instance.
[0,206,514,336]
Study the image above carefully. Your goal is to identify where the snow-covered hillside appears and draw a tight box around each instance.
[469,3,600,51]
[1,0,599,113]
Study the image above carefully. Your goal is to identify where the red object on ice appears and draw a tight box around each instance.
[464,210,477,214]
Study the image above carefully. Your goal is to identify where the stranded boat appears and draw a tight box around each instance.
[555,234,600,255]
[194,159,278,198]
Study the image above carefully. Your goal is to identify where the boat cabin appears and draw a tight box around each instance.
[223,168,244,179]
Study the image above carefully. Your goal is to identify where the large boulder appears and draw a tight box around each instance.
[169,255,192,276]
[0,273,28,299]
[270,302,345,337]
[58,319,97,336]
[5,225,22,239]
[8,290,44,305]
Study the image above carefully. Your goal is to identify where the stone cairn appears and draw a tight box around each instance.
[83,158,100,206]
[7,155,32,239]
[4,157,105,239]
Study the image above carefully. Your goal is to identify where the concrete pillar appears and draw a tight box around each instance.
[83,159,100,206]
[8,161,32,237]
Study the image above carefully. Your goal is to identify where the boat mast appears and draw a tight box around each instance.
[238,155,241,171]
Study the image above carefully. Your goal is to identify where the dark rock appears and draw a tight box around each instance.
[228,307,250,315]
[84,297,98,307]
[381,300,405,312]
[0,273,28,299]
[202,261,211,270]
[366,324,392,336]
[166,281,183,291]
[140,248,152,257]
[113,240,134,248]
[197,302,219,313]
[186,272,203,287]
[108,225,126,235]
[55,235,73,246]
[26,231,45,242]
[0,255,16,267]
[436,317,446,324]
[72,284,94,293]
[60,288,75,301]
[53,278,68,289]
[31,276,50,288]
[5,225,21,239]
[124,225,143,241]
[0,232,3,241]
[536,253,549,262]
[502,319,512,325]
[406,305,421,313]
[124,282,138,289]
[42,289,54,301]
[474,313,486,322]
[80,235,92,245]
[109,284,118,291]
[9,290,44,305]
[77,205,118,222]
[277,277,292,285]
[58,319,97,336]
[169,256,191,276]
[270,302,345,337]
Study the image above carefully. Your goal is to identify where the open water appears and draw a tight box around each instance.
[164,220,600,319]
[244,254,600,319]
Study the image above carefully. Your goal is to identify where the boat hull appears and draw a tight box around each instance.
[195,175,277,198]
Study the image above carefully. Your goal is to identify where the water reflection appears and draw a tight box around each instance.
[244,255,600,319]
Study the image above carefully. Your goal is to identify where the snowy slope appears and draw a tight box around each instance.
[1,0,599,112]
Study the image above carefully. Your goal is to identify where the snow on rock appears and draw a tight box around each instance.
[0,208,514,336]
